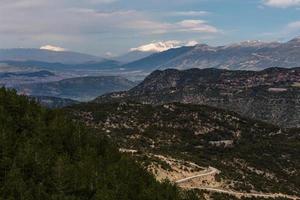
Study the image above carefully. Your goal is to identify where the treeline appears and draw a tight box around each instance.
[0,88,198,200]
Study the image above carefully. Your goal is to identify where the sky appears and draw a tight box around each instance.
[1,0,300,56]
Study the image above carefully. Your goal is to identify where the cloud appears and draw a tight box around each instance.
[125,19,219,35]
[130,40,198,52]
[283,20,300,36]
[260,20,300,39]
[263,0,300,8]
[0,0,220,54]
[88,0,117,4]
[1,0,116,8]
[170,11,210,16]
[287,21,300,29]
[176,20,219,33]
[40,45,66,51]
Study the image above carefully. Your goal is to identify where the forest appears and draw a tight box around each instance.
[0,88,198,200]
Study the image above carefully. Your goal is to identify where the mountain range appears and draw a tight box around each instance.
[3,37,300,74]
[122,38,300,72]
[0,70,55,78]
[0,48,104,64]
[95,67,300,128]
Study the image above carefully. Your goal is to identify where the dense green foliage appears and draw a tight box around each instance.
[0,88,198,199]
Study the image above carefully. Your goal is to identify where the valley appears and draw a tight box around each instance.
[15,76,136,101]
[2,1,300,199]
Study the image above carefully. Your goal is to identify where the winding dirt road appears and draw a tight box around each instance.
[191,187,300,200]
[175,167,300,200]
[175,167,219,184]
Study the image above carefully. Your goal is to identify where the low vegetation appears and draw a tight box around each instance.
[67,102,300,196]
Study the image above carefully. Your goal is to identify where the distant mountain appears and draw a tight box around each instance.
[114,50,155,63]
[0,59,121,71]
[0,70,59,88]
[0,48,103,64]
[123,46,194,71]
[122,38,300,71]
[95,67,300,128]
[31,96,79,108]
[116,40,198,64]
[16,76,137,101]
[0,60,69,70]
[0,70,55,78]
[76,60,121,70]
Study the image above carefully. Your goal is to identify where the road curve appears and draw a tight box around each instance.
[175,167,219,184]
[175,167,300,200]
[191,187,300,200]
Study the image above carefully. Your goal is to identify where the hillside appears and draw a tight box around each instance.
[122,38,300,72]
[0,88,200,199]
[16,76,137,101]
[95,67,300,128]
[66,101,300,198]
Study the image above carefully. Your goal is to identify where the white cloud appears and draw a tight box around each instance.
[88,0,117,4]
[263,0,300,8]
[260,20,300,39]
[287,21,300,29]
[125,19,219,35]
[283,21,300,37]
[170,11,210,16]
[0,0,219,54]
[130,40,198,52]
[176,20,219,33]
[40,45,66,51]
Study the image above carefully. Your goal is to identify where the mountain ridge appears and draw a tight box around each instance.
[94,67,300,128]
[121,37,300,72]
[0,48,104,64]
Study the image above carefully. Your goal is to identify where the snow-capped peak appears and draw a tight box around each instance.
[40,45,66,52]
[130,40,198,52]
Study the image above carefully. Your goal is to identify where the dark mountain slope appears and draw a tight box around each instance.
[115,50,155,63]
[123,46,194,71]
[94,67,300,128]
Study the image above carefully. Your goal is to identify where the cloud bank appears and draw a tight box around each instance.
[263,0,300,8]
